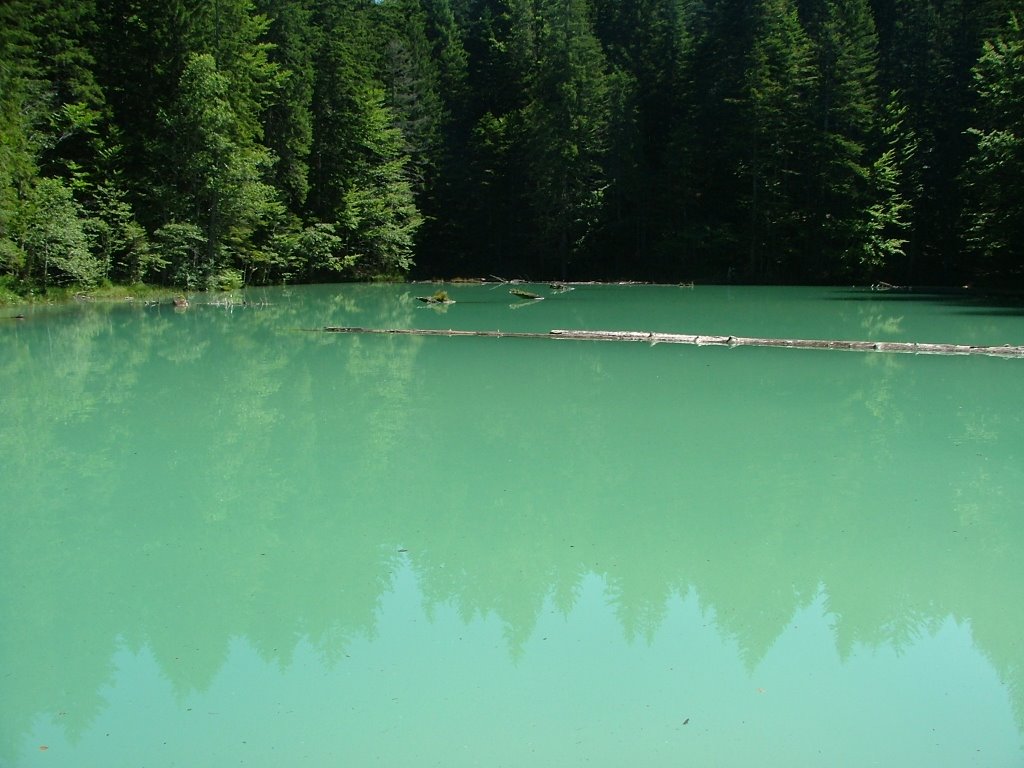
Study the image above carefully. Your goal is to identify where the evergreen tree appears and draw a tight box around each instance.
[423,0,472,126]
[258,0,317,215]
[593,0,694,278]
[871,0,1010,281]
[742,0,816,280]
[93,0,199,228]
[2,0,1022,291]
[524,0,612,278]
[962,12,1024,281]
[858,92,916,277]
[310,0,421,278]
[685,0,759,278]
[0,1,41,282]
[27,0,106,185]
[453,0,537,275]
[161,52,280,287]
[377,0,445,196]
[406,0,476,275]
[12,177,99,289]
[802,0,881,279]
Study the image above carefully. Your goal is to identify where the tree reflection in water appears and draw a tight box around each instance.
[1,285,1022,764]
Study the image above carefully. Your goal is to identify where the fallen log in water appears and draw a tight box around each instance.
[318,326,1024,358]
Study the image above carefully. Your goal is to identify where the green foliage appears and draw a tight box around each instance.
[163,52,282,280]
[213,268,245,291]
[854,92,917,278]
[311,6,421,278]
[275,222,352,279]
[0,0,1022,287]
[378,0,446,195]
[15,177,100,288]
[85,180,155,284]
[742,0,817,279]
[258,0,316,213]
[962,12,1024,280]
[801,0,881,278]
[153,222,207,289]
[523,0,612,275]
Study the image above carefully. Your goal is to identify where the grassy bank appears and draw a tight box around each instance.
[0,281,186,308]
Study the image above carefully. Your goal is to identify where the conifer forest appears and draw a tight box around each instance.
[1,0,1022,292]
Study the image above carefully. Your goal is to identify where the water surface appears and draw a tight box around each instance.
[2,284,1022,766]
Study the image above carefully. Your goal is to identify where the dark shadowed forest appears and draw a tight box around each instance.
[1,0,1022,294]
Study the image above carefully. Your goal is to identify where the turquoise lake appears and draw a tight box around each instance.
[1,283,1023,766]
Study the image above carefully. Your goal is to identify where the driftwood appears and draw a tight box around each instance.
[317,326,1024,358]
[509,288,543,300]
[416,289,455,305]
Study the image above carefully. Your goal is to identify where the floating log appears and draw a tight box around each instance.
[317,326,1024,358]
[416,289,455,304]
[509,288,543,300]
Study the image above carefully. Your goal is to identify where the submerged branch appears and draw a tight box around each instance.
[315,326,1024,358]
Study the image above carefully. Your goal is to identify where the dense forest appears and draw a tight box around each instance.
[0,0,1022,292]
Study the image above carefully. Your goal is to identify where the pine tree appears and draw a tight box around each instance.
[161,52,279,287]
[685,0,759,277]
[404,0,476,274]
[858,92,916,277]
[309,0,421,278]
[743,0,816,280]
[13,177,99,288]
[524,0,612,277]
[593,0,695,278]
[962,12,1024,281]
[377,0,445,196]
[803,0,881,279]
[0,1,40,281]
[872,0,1012,282]
[258,0,317,215]
[453,0,536,274]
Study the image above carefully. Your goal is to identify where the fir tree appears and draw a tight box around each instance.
[962,12,1024,281]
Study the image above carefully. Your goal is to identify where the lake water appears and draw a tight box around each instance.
[1,283,1023,767]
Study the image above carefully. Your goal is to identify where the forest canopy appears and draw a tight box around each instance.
[0,0,1022,292]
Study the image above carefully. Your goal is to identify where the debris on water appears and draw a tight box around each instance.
[417,289,455,305]
[509,288,543,300]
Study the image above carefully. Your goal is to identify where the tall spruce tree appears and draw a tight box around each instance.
[802,0,881,278]
[258,0,317,217]
[962,12,1024,282]
[593,0,694,278]
[454,0,536,275]
[743,0,816,280]
[524,0,612,278]
[686,0,758,278]
[4,0,1024,291]
[0,1,40,282]
[309,0,421,279]
[412,0,475,274]
[377,0,445,197]
[871,0,1008,281]
[851,91,917,279]
[161,52,280,287]
[0,0,127,289]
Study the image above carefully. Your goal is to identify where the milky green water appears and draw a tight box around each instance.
[1,284,1023,767]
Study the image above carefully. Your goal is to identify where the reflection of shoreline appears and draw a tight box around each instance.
[15,568,1021,766]
[2,285,1024,762]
